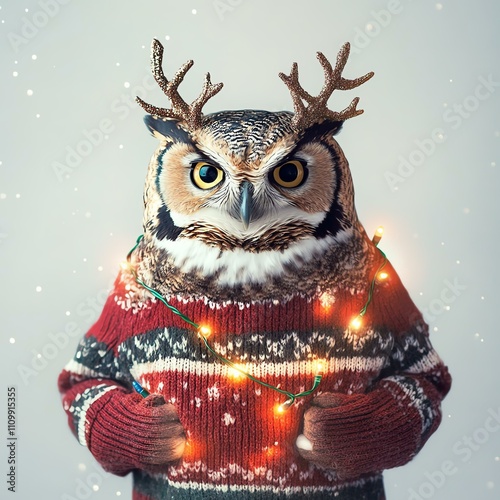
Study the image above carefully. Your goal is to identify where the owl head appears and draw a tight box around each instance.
[136,40,373,280]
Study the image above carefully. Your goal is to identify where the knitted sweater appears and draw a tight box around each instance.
[58,240,451,500]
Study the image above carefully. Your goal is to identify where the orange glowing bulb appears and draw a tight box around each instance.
[350,316,363,330]
[228,363,246,380]
[198,325,211,338]
[315,360,326,376]
[275,404,286,415]
[274,401,292,416]
[378,271,389,281]
[372,226,384,246]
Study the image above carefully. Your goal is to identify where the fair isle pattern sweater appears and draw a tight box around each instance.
[58,237,451,500]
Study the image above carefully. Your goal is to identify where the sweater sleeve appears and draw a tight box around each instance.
[300,260,452,478]
[57,273,185,475]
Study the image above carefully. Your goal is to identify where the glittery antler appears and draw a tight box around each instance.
[279,43,374,130]
[136,39,223,129]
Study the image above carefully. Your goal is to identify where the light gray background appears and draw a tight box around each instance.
[1,1,499,499]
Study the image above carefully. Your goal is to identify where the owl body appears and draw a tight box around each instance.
[59,42,451,500]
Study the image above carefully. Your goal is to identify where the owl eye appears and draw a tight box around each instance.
[191,161,225,190]
[271,160,308,188]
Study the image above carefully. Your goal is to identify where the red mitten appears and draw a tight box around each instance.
[297,390,421,479]
[86,391,186,475]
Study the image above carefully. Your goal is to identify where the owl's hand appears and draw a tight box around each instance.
[133,394,186,471]
[89,392,186,474]
[296,391,384,479]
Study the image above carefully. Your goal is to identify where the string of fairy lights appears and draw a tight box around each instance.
[124,227,388,414]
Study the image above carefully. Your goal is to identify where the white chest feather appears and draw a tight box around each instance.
[155,228,353,286]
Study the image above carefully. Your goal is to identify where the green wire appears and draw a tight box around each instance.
[359,248,388,317]
[199,333,323,405]
[136,276,200,330]
[124,234,384,408]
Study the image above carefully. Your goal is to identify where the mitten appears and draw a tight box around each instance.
[297,390,421,479]
[86,391,186,475]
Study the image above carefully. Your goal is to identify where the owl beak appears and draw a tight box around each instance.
[239,181,254,230]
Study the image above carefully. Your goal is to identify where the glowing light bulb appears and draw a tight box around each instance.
[372,226,384,246]
[274,400,293,416]
[198,325,211,338]
[315,360,326,376]
[350,315,363,330]
[228,363,246,380]
[275,404,286,415]
[377,271,389,281]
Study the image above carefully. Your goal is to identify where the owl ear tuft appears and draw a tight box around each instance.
[302,119,344,139]
[322,120,344,136]
[143,115,191,143]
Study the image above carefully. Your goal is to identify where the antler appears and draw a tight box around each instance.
[279,42,374,130]
[136,39,223,129]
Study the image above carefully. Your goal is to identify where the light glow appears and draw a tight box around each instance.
[372,225,384,246]
[265,443,280,458]
[350,315,363,330]
[274,400,293,416]
[275,404,286,416]
[228,363,246,380]
[198,325,211,338]
[315,360,326,376]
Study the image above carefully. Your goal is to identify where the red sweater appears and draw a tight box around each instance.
[58,255,451,499]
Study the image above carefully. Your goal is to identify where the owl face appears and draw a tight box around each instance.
[143,110,357,255]
[136,39,372,285]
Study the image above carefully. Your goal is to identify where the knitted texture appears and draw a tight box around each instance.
[86,392,185,475]
[299,390,423,479]
[58,249,451,499]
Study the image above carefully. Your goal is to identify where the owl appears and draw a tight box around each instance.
[59,40,451,500]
